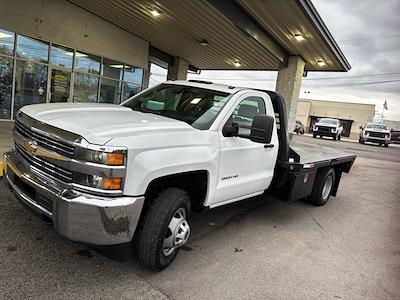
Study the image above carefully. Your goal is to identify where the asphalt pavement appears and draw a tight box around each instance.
[1,134,399,299]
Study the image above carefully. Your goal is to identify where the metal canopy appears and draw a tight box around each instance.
[68,0,350,72]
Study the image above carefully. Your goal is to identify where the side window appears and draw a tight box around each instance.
[231,96,266,135]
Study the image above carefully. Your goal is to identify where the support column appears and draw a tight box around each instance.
[142,61,151,89]
[275,56,306,134]
[167,57,189,81]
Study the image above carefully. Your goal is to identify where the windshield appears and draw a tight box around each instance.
[366,124,387,130]
[121,84,231,130]
[318,118,338,125]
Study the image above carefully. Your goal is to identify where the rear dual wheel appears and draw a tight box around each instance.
[309,168,335,206]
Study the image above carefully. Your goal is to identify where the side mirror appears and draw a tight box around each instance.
[359,125,364,130]
[249,114,274,144]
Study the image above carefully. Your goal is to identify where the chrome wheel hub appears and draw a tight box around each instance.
[163,208,190,256]
[322,175,333,200]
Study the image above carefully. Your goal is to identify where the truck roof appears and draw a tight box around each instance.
[166,80,253,94]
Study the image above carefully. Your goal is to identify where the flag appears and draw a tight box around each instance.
[383,100,388,110]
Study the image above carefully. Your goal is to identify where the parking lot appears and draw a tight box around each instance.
[1,135,399,299]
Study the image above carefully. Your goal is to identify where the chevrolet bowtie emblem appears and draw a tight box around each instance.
[25,140,38,155]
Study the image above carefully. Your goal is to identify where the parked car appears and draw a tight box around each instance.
[390,129,400,144]
[294,120,305,134]
[359,123,391,147]
[3,81,356,271]
[313,118,343,140]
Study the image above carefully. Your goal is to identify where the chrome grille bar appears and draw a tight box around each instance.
[15,120,75,158]
[15,143,73,183]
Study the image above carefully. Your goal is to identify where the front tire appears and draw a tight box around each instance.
[309,168,335,206]
[338,134,341,141]
[136,188,191,271]
[384,143,389,148]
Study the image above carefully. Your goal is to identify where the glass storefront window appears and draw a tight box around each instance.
[124,66,143,86]
[100,78,121,104]
[122,82,141,100]
[0,56,13,119]
[0,26,144,119]
[73,72,99,102]
[0,29,14,56]
[103,58,124,80]
[51,44,73,69]
[16,35,49,63]
[75,51,100,75]
[14,60,48,117]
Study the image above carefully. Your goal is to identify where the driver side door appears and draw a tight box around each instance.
[211,92,279,207]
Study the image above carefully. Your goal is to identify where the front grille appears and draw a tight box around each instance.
[15,143,73,183]
[368,132,385,138]
[15,120,75,158]
[318,126,332,132]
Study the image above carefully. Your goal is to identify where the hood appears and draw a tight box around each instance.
[20,103,194,145]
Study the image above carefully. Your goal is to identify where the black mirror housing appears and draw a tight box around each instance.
[250,114,275,144]
[224,122,239,136]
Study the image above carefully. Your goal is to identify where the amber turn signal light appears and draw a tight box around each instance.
[106,153,125,165]
[102,177,122,190]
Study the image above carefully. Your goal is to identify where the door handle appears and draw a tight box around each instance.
[264,144,274,148]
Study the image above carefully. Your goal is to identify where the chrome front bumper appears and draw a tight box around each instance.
[3,149,144,245]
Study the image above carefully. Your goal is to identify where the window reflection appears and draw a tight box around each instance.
[14,60,47,117]
[122,82,141,100]
[124,66,143,85]
[100,78,121,104]
[73,73,99,102]
[75,51,100,74]
[0,29,14,56]
[103,58,123,80]
[0,56,13,119]
[51,44,73,68]
[16,35,49,63]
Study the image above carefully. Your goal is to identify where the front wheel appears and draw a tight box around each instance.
[136,188,191,271]
[309,168,335,206]
[337,134,341,141]
[384,143,389,148]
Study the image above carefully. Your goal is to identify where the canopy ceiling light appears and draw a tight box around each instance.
[294,34,305,41]
[317,60,326,66]
[150,9,161,17]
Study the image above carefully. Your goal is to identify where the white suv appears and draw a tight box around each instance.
[313,118,343,140]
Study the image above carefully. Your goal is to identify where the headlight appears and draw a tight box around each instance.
[314,126,318,131]
[74,173,123,190]
[331,128,336,133]
[76,149,125,165]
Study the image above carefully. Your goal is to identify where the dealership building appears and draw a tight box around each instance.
[296,99,375,139]
[0,0,350,135]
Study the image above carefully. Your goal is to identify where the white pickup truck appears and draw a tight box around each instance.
[313,118,343,140]
[3,81,356,270]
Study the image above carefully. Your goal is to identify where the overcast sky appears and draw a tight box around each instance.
[150,0,400,121]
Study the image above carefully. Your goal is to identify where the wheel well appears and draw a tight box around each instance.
[144,170,208,212]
